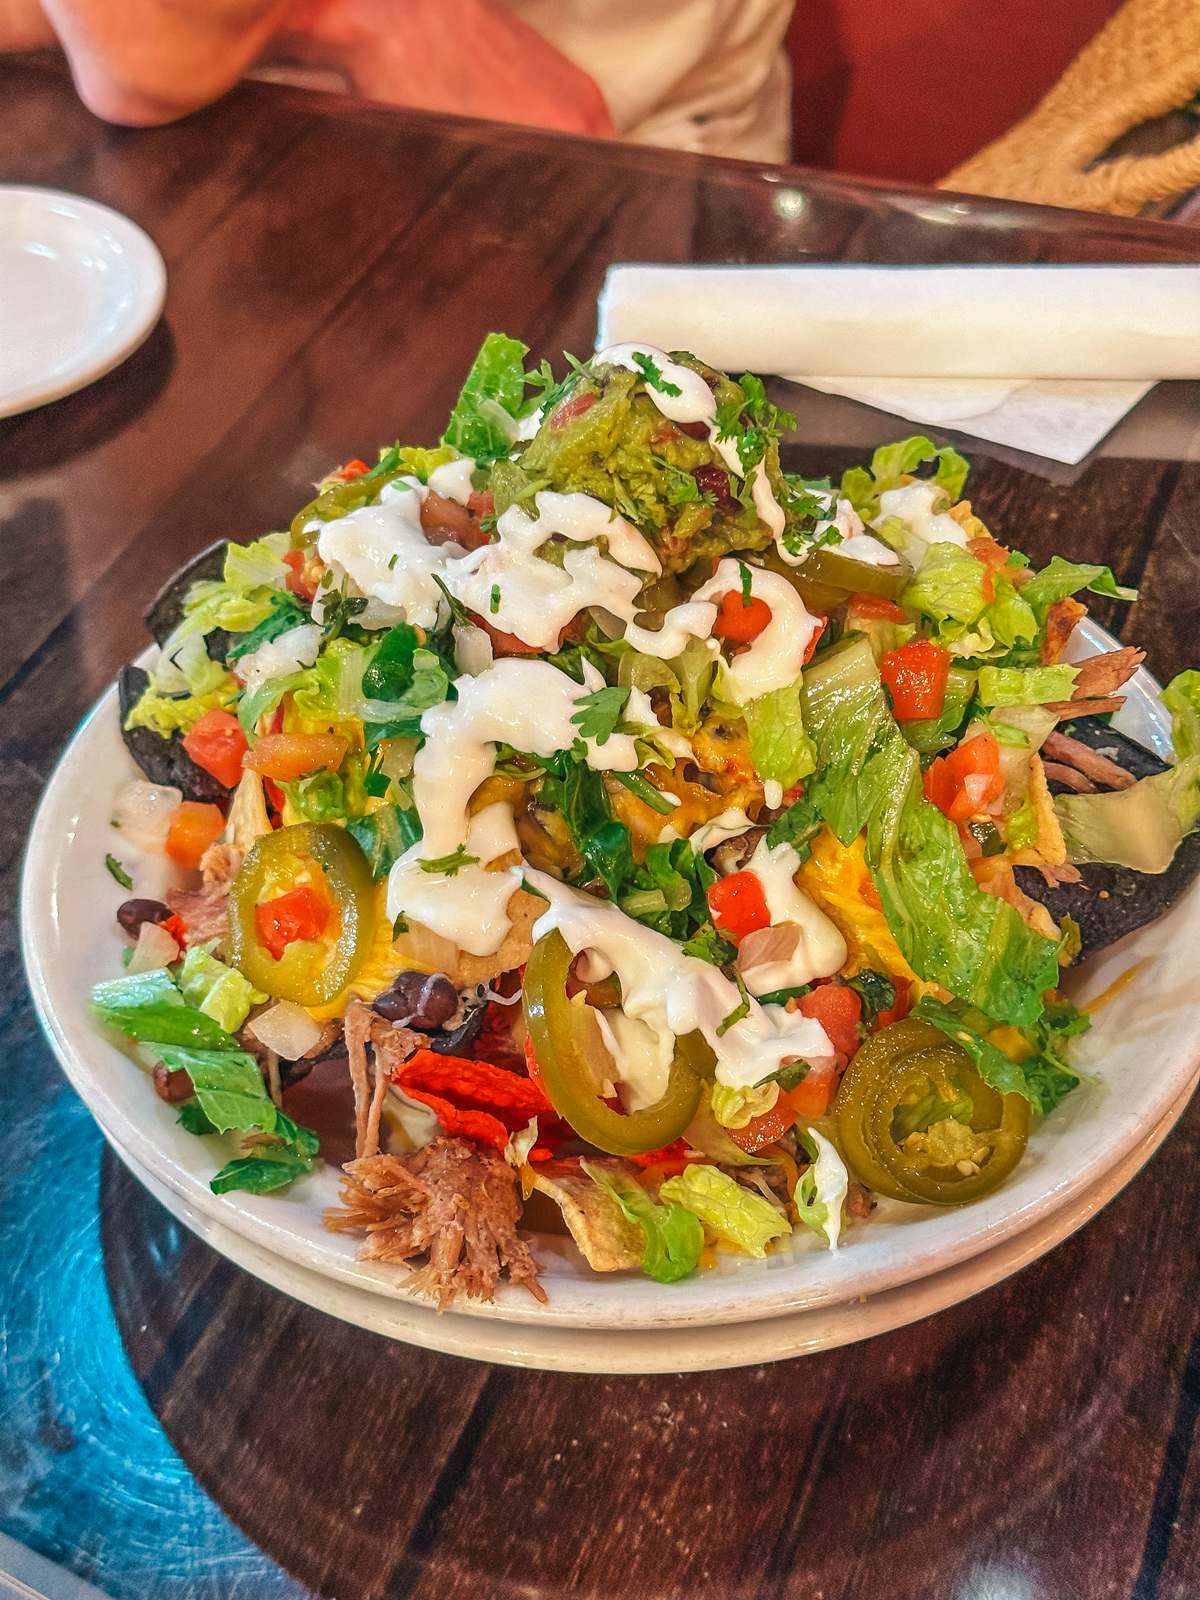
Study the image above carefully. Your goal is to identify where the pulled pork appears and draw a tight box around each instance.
[343,997,420,1161]
[1045,647,1145,721]
[1042,730,1136,791]
[327,1137,545,1308]
[166,841,241,945]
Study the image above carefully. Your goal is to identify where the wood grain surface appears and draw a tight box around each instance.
[3,54,1200,1600]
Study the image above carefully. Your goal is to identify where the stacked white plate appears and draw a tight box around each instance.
[22,625,1200,1372]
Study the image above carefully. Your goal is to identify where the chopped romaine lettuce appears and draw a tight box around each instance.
[902,545,1037,660]
[977,664,1079,707]
[802,635,1060,1025]
[913,995,1084,1116]
[347,803,423,878]
[124,680,238,738]
[658,1164,791,1257]
[1055,758,1200,874]
[841,435,969,521]
[581,1160,703,1283]
[178,942,265,1034]
[1163,669,1200,762]
[1018,554,1138,616]
[442,332,531,463]
[743,682,817,788]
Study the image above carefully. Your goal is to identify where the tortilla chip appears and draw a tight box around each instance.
[530,1158,644,1272]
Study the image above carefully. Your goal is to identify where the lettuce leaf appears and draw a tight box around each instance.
[794,1128,848,1250]
[902,545,1037,660]
[1055,757,1200,874]
[580,1160,702,1283]
[177,942,265,1034]
[347,803,423,877]
[802,636,1059,1024]
[743,682,817,788]
[124,680,238,738]
[1163,669,1200,762]
[92,968,234,1049]
[764,791,823,855]
[1018,554,1138,617]
[209,1113,320,1195]
[658,1164,791,1258]
[977,664,1078,707]
[222,533,291,595]
[442,332,531,463]
[841,435,969,520]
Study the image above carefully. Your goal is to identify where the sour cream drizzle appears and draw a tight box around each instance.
[734,837,847,997]
[525,869,835,1091]
[871,481,969,566]
[694,559,822,704]
[316,477,459,631]
[594,343,786,538]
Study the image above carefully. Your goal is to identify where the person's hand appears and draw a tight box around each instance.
[283,0,614,138]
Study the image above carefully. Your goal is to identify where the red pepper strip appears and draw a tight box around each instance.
[160,912,189,948]
[394,1049,554,1154]
[801,614,828,665]
[879,638,950,721]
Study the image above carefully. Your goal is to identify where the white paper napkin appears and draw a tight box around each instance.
[596,264,1200,464]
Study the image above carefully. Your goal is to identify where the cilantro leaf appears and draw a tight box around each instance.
[630,351,682,398]
[419,845,479,876]
[570,685,630,746]
[105,854,133,890]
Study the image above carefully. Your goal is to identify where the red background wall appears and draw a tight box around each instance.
[787,0,1123,184]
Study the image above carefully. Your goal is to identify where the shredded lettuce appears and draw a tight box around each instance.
[92,968,235,1048]
[669,638,718,734]
[442,332,531,463]
[802,635,1060,1025]
[125,680,238,738]
[346,803,423,877]
[1163,669,1200,762]
[977,664,1078,707]
[710,1080,779,1130]
[902,545,1037,661]
[1019,554,1138,615]
[580,1160,703,1284]
[841,435,969,521]
[794,1128,848,1250]
[222,533,291,595]
[658,1164,791,1257]
[743,682,817,788]
[1055,757,1200,874]
[177,943,265,1035]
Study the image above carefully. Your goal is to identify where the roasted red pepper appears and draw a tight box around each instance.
[712,591,772,645]
[254,885,330,960]
[707,870,771,942]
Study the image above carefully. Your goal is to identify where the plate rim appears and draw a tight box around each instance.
[0,183,166,419]
[20,622,1200,1331]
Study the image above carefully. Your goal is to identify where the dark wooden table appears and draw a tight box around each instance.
[3,53,1200,1600]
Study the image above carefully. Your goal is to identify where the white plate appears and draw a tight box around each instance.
[20,623,1200,1336]
[95,1064,1195,1372]
[0,186,166,419]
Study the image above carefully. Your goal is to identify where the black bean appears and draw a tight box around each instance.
[373,971,459,1029]
[117,898,172,938]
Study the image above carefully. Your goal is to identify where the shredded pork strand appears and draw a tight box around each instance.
[327,1137,546,1308]
[1045,648,1145,719]
[342,998,421,1160]
[166,841,242,944]
[1042,730,1137,790]
[1042,761,1096,794]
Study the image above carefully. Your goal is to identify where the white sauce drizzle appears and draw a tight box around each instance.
[734,837,847,997]
[386,804,523,958]
[692,559,821,704]
[427,456,476,505]
[871,482,969,567]
[316,477,460,631]
[525,869,835,1091]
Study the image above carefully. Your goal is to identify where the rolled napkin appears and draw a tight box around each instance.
[596,264,1200,380]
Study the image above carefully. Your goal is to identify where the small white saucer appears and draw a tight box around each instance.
[0,186,166,419]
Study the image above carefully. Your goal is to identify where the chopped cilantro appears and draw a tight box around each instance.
[105,854,133,890]
[570,685,630,746]
[738,560,753,606]
[631,351,682,398]
[716,971,751,1037]
[489,583,502,615]
[611,770,675,815]
[392,913,410,936]
[387,552,399,571]
[418,845,479,876]
[320,577,368,640]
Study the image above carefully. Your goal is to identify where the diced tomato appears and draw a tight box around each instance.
[849,592,907,622]
[335,458,369,481]
[879,638,950,721]
[254,886,330,960]
[712,591,772,645]
[243,731,348,781]
[182,708,248,789]
[471,612,545,656]
[549,390,596,430]
[160,912,189,948]
[797,983,862,1060]
[788,1065,837,1121]
[164,802,225,870]
[873,980,913,1031]
[923,731,1005,822]
[967,537,1012,603]
[728,1073,835,1152]
[801,614,828,665]
[282,548,318,602]
[707,870,771,941]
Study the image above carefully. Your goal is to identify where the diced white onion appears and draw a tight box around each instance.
[112,780,182,852]
[246,1000,324,1061]
[127,919,180,973]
